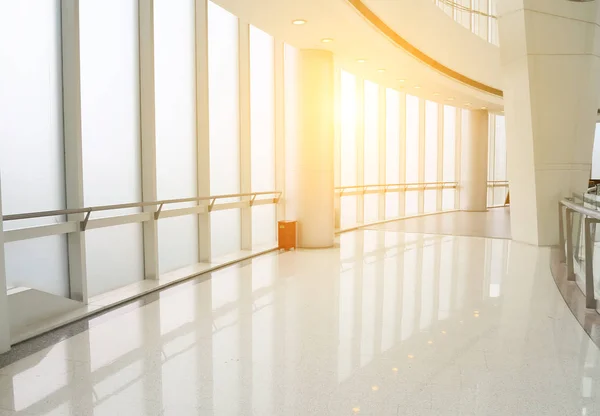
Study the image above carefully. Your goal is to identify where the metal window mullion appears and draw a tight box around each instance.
[418,98,426,213]
[378,85,386,221]
[437,104,444,212]
[356,78,365,225]
[399,91,407,217]
[196,0,211,262]
[239,21,252,250]
[139,0,159,280]
[61,0,88,300]
[455,108,462,210]
[274,40,286,224]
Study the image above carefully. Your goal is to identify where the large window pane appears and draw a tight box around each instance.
[154,0,198,274]
[208,2,240,258]
[442,106,456,211]
[250,26,276,247]
[386,89,400,219]
[80,0,144,296]
[0,0,68,296]
[424,101,438,213]
[364,80,379,223]
[405,95,420,215]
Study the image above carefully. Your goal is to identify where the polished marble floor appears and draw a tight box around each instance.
[0,227,598,415]
[369,208,511,240]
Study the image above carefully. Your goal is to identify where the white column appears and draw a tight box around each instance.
[239,21,252,250]
[498,0,600,245]
[0,180,10,353]
[61,0,88,302]
[460,110,488,212]
[139,0,159,279]
[196,0,211,262]
[285,50,335,248]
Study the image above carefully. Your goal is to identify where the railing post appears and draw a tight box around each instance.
[558,202,566,263]
[0,178,11,353]
[566,208,575,281]
[585,217,597,309]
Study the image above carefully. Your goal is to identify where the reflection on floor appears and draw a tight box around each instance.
[0,227,597,415]
[369,207,511,239]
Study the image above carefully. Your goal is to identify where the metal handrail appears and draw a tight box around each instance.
[335,182,458,195]
[2,191,282,222]
[487,181,508,188]
[558,197,600,310]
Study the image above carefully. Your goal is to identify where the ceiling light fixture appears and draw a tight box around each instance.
[321,38,333,43]
[465,103,472,106]
[433,92,440,96]
[481,106,488,110]
[292,19,307,25]
[447,97,455,101]
[377,69,386,73]
[414,86,421,89]
[397,79,405,82]
[357,59,366,63]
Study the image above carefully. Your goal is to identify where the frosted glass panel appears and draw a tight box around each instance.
[80,0,144,294]
[154,0,198,274]
[386,89,400,219]
[250,26,276,246]
[0,0,68,295]
[86,224,144,297]
[252,205,276,248]
[341,196,357,229]
[424,101,438,213]
[211,210,241,259]
[405,95,419,215]
[208,2,240,257]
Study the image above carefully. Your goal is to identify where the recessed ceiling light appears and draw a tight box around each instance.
[371,385,379,391]
[447,97,455,101]
[465,103,472,106]
[397,79,405,82]
[377,69,386,73]
[433,92,440,96]
[414,86,421,89]
[321,38,333,43]
[357,59,366,63]
[292,19,307,25]
[481,106,488,110]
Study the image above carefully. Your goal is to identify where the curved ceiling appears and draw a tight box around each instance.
[212,0,504,111]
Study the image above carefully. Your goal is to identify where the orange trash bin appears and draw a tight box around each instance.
[278,220,297,250]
